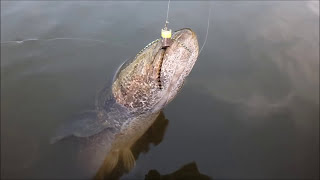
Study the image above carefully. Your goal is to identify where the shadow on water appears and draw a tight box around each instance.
[42,100,212,180]
[145,162,211,180]
[94,111,212,180]
[95,111,169,180]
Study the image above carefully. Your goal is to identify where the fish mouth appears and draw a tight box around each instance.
[151,28,199,109]
[152,28,199,90]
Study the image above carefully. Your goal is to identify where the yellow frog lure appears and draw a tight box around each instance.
[161,0,172,48]
[161,21,172,48]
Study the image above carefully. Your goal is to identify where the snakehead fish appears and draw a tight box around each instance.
[51,28,199,173]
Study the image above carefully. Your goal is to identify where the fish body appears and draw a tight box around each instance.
[52,28,199,173]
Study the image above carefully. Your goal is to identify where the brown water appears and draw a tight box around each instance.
[1,1,319,179]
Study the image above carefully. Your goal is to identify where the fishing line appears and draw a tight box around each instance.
[199,5,211,55]
[0,37,107,45]
[165,0,171,25]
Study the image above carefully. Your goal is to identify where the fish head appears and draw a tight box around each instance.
[112,28,199,112]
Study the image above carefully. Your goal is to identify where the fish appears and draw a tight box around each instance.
[51,28,199,175]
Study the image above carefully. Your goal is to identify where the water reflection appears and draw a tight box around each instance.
[1,1,318,179]
[95,111,169,180]
[145,162,211,180]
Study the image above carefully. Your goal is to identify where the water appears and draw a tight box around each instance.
[1,1,319,179]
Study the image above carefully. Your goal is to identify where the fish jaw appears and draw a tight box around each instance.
[112,28,199,113]
[155,28,199,109]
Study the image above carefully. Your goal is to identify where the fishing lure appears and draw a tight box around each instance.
[161,0,172,48]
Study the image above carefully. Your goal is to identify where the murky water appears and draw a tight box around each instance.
[1,1,319,179]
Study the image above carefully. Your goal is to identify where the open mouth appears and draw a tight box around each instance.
[157,49,165,90]
[157,31,194,89]
[150,28,197,91]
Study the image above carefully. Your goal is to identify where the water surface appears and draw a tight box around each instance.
[1,1,319,179]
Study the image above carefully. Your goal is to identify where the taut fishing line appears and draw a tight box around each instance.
[199,5,212,55]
